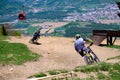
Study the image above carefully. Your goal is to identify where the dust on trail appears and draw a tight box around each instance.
[0,36,120,80]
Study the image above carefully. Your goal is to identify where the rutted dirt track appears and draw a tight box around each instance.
[0,36,120,80]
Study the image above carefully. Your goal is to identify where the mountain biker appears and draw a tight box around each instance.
[31,31,40,43]
[74,34,93,58]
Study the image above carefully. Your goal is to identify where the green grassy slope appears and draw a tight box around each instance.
[0,36,40,65]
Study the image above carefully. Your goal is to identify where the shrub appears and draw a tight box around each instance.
[34,72,47,78]
[48,70,60,75]
[7,30,21,36]
[59,69,68,73]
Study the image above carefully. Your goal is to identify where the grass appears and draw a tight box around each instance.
[48,70,60,75]
[97,72,108,80]
[0,40,40,65]
[0,35,8,40]
[28,72,47,78]
[73,62,120,80]
[59,69,68,73]
[109,70,120,80]
[108,45,120,49]
[74,62,111,73]
[29,69,69,78]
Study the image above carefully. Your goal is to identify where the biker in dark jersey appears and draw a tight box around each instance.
[31,31,40,43]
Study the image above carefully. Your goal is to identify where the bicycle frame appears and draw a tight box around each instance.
[83,45,100,65]
[87,46,100,63]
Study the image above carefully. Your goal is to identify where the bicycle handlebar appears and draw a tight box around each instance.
[87,42,93,48]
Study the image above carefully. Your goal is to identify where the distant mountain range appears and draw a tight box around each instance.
[0,0,120,23]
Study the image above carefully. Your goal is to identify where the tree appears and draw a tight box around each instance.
[2,24,7,36]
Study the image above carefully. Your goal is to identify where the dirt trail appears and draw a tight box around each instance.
[0,36,120,80]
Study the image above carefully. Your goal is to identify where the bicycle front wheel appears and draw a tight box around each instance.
[84,54,93,65]
[90,52,100,63]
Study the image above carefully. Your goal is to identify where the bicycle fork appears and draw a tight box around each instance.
[84,53,94,64]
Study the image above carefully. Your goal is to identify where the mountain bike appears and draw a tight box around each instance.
[83,45,100,65]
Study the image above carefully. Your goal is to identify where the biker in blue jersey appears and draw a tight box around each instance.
[74,34,93,57]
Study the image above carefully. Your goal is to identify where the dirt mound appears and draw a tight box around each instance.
[0,36,120,80]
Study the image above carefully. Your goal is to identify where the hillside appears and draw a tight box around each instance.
[0,36,120,80]
[52,21,120,37]
[0,0,119,23]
